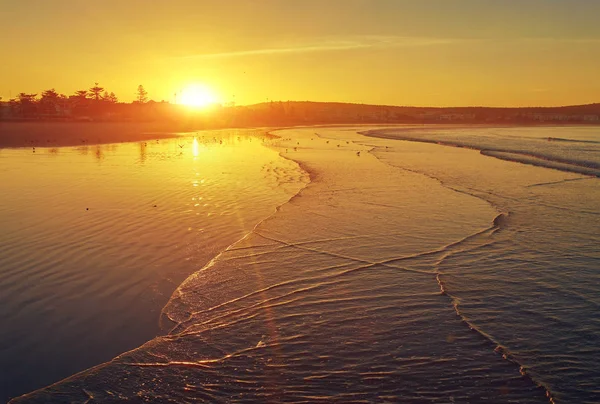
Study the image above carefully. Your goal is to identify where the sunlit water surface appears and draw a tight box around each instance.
[0,131,307,401]
[363,126,600,403]
[6,126,600,404]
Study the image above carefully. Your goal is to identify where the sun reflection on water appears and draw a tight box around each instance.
[0,128,311,402]
[192,137,199,158]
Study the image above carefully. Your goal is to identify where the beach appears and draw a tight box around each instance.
[0,121,195,148]
[3,125,599,403]
[4,1,600,402]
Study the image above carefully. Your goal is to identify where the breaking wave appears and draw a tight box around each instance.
[363,128,600,177]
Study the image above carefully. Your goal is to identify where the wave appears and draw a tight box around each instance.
[362,129,600,177]
[430,212,556,403]
[481,150,600,177]
[492,212,509,228]
[546,137,600,144]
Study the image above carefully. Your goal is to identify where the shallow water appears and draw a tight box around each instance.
[362,126,600,403]
[0,131,307,401]
[364,126,600,177]
[6,126,600,403]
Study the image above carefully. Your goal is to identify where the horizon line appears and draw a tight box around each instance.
[1,97,599,110]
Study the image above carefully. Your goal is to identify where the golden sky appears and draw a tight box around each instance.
[1,0,599,107]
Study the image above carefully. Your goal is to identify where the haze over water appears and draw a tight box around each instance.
[4,126,598,403]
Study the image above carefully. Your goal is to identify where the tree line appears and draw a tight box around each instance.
[1,83,150,119]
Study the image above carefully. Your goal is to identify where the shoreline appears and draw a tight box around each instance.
[1,130,309,402]
[362,126,600,178]
[2,121,599,150]
[10,126,551,403]
[0,121,191,149]
[6,132,313,404]
[7,125,598,403]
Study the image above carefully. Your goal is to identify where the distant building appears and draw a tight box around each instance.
[530,113,577,122]
[415,112,475,121]
[439,113,475,121]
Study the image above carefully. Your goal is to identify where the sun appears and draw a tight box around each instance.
[178,84,218,108]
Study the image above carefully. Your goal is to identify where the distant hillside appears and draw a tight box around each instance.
[236,101,600,125]
[2,99,599,127]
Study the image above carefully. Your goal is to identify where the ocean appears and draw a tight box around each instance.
[0,131,307,402]
[4,126,599,403]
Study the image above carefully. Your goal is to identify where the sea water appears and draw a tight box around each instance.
[0,131,307,402]
[362,126,600,403]
[8,126,600,403]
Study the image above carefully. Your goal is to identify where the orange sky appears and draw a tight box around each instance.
[1,0,599,107]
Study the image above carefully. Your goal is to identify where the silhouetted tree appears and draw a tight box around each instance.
[40,88,60,115]
[18,93,38,117]
[73,90,88,103]
[89,82,104,101]
[41,88,59,99]
[106,92,118,103]
[8,98,19,116]
[136,85,148,104]
[70,90,90,117]
[18,93,37,102]
[57,94,70,115]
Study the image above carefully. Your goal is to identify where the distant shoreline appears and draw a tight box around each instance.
[0,121,191,149]
[1,121,599,149]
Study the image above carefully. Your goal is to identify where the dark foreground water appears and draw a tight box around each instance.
[6,126,600,403]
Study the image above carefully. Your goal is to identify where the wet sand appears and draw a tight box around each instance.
[0,122,192,148]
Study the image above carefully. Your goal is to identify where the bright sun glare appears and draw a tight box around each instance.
[179,85,218,108]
